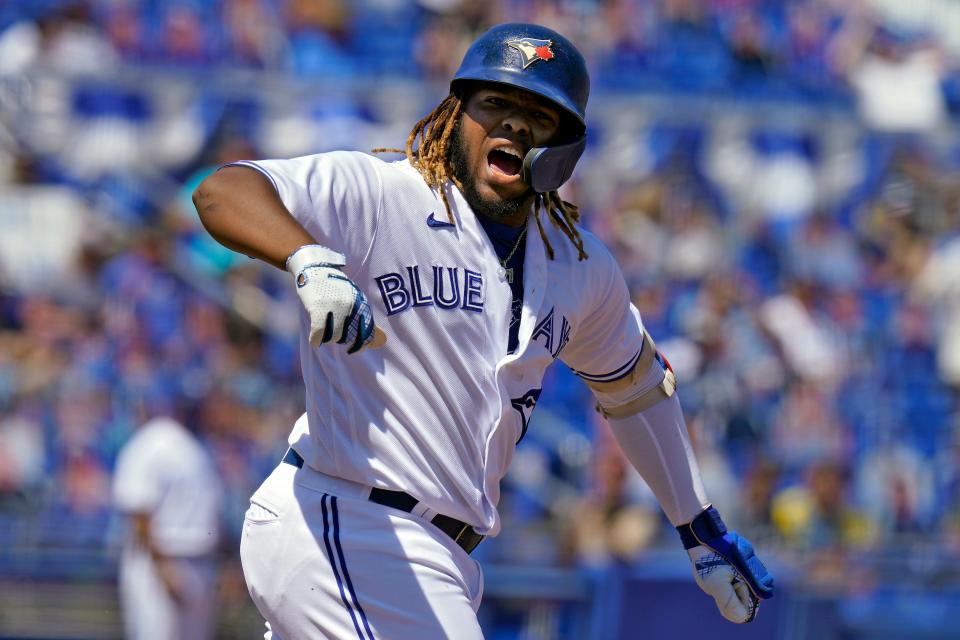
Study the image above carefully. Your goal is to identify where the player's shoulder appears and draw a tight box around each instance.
[255,149,381,174]
[313,150,412,171]
[375,156,437,194]
[547,220,619,273]
[252,151,427,191]
[308,149,385,173]
[381,156,426,179]
[577,225,616,261]
[121,417,195,459]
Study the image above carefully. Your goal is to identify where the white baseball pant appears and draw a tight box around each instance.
[119,551,217,640]
[240,461,485,639]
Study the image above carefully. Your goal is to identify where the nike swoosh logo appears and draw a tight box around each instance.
[426,212,456,229]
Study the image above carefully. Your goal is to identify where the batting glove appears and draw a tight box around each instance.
[677,506,775,623]
[286,244,377,354]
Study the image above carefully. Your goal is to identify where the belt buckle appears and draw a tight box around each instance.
[453,523,483,554]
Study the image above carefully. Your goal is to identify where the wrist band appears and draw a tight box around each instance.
[285,244,346,274]
[676,505,726,550]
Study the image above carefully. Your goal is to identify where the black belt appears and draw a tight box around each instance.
[282,449,484,554]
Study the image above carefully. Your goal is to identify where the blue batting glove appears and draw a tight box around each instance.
[677,506,775,623]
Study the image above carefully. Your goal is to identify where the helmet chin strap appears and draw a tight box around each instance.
[521,135,586,193]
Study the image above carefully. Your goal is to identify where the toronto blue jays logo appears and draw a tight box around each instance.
[511,388,542,443]
[506,38,555,69]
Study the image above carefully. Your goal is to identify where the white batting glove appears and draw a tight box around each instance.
[286,244,378,354]
[677,507,774,624]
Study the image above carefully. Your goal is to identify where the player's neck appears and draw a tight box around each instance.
[474,207,529,228]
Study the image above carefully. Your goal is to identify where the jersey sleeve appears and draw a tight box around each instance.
[112,438,160,514]
[560,243,645,384]
[224,151,384,263]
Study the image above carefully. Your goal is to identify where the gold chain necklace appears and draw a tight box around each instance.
[499,224,528,284]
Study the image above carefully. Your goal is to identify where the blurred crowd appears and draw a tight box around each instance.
[1,0,960,604]
[3,0,960,110]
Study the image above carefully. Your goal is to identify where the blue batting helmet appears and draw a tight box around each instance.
[451,23,590,192]
[451,23,589,129]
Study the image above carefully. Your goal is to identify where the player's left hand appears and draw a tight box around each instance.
[677,506,774,623]
[286,244,386,354]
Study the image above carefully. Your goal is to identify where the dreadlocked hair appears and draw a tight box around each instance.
[534,190,588,261]
[373,93,588,261]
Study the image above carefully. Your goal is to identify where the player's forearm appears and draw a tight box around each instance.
[606,394,710,526]
[192,165,315,270]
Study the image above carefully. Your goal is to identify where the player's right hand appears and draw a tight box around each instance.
[286,244,383,354]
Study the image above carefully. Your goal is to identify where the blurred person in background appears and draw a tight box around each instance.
[771,459,876,586]
[558,421,660,570]
[856,440,935,539]
[282,0,355,77]
[837,19,948,135]
[737,459,782,544]
[0,397,46,510]
[111,395,223,640]
[912,233,960,388]
[0,1,119,75]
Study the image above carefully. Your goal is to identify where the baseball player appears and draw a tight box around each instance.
[193,22,774,639]
[112,414,223,640]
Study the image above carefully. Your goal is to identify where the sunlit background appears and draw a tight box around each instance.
[2,0,960,638]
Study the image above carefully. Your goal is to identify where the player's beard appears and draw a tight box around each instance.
[449,119,531,222]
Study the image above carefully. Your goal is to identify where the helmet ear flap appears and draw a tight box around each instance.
[522,135,586,193]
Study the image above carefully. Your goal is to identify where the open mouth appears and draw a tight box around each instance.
[487,148,523,177]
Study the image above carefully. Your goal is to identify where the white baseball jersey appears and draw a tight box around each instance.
[231,152,644,535]
[113,416,222,556]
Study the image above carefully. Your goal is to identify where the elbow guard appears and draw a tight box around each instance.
[593,330,677,419]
